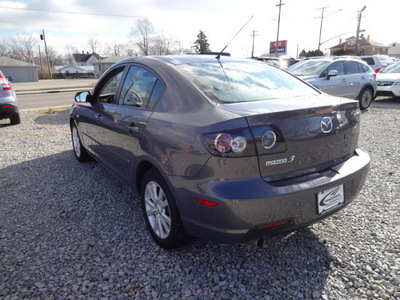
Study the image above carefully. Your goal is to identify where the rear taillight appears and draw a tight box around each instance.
[250,125,287,155]
[372,73,376,78]
[375,68,381,73]
[0,72,11,91]
[201,128,256,157]
[202,125,287,157]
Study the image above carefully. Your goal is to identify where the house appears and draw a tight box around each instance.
[0,56,38,82]
[72,52,101,67]
[55,65,94,74]
[388,42,400,58]
[329,34,388,56]
[93,56,131,78]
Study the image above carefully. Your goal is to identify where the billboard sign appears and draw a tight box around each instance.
[270,40,287,55]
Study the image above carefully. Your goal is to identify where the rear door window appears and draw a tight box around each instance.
[119,66,161,108]
[345,61,361,74]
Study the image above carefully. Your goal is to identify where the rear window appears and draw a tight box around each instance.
[360,57,374,65]
[176,61,318,103]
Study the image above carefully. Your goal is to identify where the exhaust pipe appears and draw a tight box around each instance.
[249,236,266,248]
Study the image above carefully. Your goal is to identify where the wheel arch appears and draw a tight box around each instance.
[356,84,375,100]
[135,160,162,192]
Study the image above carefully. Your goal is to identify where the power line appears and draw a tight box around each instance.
[0,6,142,18]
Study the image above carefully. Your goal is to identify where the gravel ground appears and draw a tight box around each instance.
[0,99,399,300]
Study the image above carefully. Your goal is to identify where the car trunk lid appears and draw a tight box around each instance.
[219,95,361,182]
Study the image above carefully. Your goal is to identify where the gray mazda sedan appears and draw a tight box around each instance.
[70,55,370,249]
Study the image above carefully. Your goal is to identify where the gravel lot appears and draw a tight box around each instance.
[0,98,399,300]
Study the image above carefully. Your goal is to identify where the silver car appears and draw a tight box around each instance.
[287,57,377,110]
[0,70,20,125]
[70,56,370,249]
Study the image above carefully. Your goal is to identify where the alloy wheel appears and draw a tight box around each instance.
[144,181,172,239]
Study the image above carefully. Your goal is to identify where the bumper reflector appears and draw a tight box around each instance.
[195,197,217,207]
[3,105,12,108]
[257,220,290,230]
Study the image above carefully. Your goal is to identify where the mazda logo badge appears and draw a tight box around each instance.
[321,117,333,133]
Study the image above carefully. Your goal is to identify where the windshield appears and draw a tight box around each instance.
[286,60,331,76]
[380,62,400,73]
[175,60,318,103]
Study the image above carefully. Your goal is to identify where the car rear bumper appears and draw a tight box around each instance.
[0,103,19,120]
[168,148,370,244]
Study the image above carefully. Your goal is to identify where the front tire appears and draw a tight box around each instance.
[71,123,92,162]
[358,87,373,110]
[140,169,189,249]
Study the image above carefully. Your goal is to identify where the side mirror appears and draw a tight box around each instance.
[6,76,13,82]
[327,70,338,80]
[75,91,92,103]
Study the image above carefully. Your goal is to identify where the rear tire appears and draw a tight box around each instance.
[10,113,20,125]
[358,87,373,110]
[71,123,92,162]
[140,169,189,249]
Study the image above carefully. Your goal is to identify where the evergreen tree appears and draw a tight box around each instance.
[193,30,211,54]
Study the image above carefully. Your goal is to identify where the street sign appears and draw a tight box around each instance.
[270,40,287,55]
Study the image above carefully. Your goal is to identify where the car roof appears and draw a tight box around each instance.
[115,55,251,67]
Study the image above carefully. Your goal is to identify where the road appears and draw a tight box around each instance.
[17,91,76,110]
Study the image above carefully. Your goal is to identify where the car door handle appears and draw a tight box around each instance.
[342,79,347,82]
[361,76,365,80]
[95,114,104,123]
[126,123,139,135]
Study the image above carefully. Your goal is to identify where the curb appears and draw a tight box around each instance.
[15,87,93,95]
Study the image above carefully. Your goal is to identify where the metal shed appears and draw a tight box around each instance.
[0,57,39,82]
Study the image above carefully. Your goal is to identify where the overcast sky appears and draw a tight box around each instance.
[0,0,398,58]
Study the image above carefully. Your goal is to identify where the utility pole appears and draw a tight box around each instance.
[355,6,366,56]
[275,0,285,57]
[38,45,43,75]
[40,29,52,79]
[250,30,258,58]
[318,7,328,52]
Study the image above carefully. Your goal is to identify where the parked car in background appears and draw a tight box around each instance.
[253,57,286,69]
[286,57,377,110]
[0,70,20,125]
[70,55,370,249]
[376,61,400,97]
[360,55,393,73]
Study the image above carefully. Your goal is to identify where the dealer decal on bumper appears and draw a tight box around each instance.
[317,184,344,215]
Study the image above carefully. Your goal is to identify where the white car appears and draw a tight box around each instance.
[360,55,393,73]
[376,61,400,97]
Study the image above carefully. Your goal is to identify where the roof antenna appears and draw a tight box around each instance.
[216,15,254,60]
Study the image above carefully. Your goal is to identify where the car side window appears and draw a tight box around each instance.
[148,80,164,109]
[345,61,361,74]
[119,66,158,108]
[98,67,125,103]
[358,63,368,73]
[322,61,344,77]
[329,61,344,75]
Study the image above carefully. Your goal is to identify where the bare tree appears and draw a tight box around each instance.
[47,46,66,66]
[152,34,178,55]
[106,41,129,57]
[0,38,10,56]
[130,18,154,56]
[64,44,78,65]
[10,33,38,63]
[87,35,100,54]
